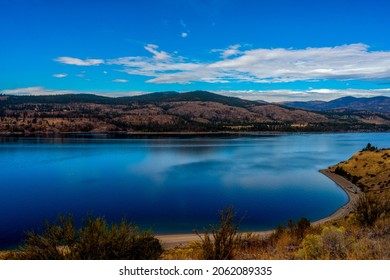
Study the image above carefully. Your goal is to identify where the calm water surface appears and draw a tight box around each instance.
[0,133,388,248]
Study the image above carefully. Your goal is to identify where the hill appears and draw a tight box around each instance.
[283,96,390,113]
[1,91,256,107]
[0,91,389,134]
[120,90,257,107]
[329,145,390,194]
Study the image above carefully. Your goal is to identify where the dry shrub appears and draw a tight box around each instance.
[195,207,242,260]
[7,215,162,260]
[297,226,351,259]
[354,194,390,227]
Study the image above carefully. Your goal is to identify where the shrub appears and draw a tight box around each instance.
[354,194,389,227]
[321,226,348,259]
[195,207,242,260]
[288,217,311,243]
[297,226,349,260]
[13,215,162,260]
[362,143,377,151]
[297,234,323,259]
[16,214,77,260]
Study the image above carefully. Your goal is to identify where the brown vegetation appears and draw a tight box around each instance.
[329,146,390,193]
[2,216,163,260]
[1,92,388,134]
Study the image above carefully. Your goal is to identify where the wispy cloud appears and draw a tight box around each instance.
[207,43,390,83]
[212,44,242,58]
[113,79,128,83]
[216,88,390,102]
[179,20,189,38]
[76,71,86,78]
[55,56,104,66]
[0,87,145,97]
[1,87,76,96]
[121,43,390,84]
[53,73,68,78]
[144,44,171,60]
[54,43,390,85]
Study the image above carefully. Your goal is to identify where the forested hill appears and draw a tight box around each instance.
[282,96,390,113]
[0,91,389,134]
[0,91,256,107]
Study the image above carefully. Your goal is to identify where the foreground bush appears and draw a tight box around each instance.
[195,207,242,260]
[354,194,389,227]
[296,226,349,260]
[11,215,162,260]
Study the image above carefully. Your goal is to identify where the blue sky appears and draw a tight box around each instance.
[1,0,390,101]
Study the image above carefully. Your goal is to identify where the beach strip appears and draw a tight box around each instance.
[314,169,362,224]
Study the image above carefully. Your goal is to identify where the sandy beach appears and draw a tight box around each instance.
[313,169,362,225]
[157,169,361,248]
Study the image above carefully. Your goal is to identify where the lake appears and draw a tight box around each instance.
[0,133,389,249]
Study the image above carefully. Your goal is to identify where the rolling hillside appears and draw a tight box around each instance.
[329,146,390,194]
[0,91,389,134]
[283,96,390,113]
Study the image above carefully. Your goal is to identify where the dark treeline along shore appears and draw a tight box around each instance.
[0,91,389,135]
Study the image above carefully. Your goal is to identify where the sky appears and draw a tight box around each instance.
[1,0,390,101]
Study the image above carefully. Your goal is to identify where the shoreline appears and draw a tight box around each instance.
[0,131,382,138]
[0,131,292,139]
[157,169,362,248]
[313,169,362,224]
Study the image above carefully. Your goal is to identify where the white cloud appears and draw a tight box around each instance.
[216,88,390,102]
[113,79,128,83]
[54,43,390,85]
[0,87,145,97]
[212,44,242,58]
[117,43,390,84]
[1,87,76,96]
[144,44,171,60]
[181,32,188,38]
[206,44,390,84]
[55,56,104,66]
[53,73,68,78]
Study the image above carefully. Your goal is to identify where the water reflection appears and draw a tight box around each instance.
[0,133,389,249]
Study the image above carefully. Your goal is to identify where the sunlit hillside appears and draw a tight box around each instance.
[329,146,390,194]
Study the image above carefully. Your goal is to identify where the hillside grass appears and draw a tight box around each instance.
[329,147,390,194]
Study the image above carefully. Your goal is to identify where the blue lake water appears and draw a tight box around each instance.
[0,133,389,249]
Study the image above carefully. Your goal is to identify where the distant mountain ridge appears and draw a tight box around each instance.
[282,96,390,113]
[2,91,388,112]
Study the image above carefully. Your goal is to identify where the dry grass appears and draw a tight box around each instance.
[329,149,390,193]
[161,241,203,260]
[161,215,390,260]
